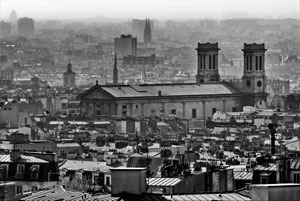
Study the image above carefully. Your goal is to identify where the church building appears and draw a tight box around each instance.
[63,61,76,88]
[77,43,268,119]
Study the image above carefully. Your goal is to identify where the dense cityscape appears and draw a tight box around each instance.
[0,0,300,201]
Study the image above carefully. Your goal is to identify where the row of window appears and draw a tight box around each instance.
[0,164,39,179]
[198,55,217,70]
[120,106,236,117]
[245,55,263,71]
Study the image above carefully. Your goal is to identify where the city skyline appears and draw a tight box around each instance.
[0,0,299,21]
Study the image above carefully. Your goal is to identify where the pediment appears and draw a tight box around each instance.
[80,87,112,100]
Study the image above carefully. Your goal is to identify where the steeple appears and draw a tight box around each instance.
[113,53,118,84]
[143,18,152,44]
[66,59,73,73]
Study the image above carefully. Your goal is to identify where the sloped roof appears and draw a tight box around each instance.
[254,163,277,171]
[290,157,300,170]
[21,186,88,201]
[86,192,251,201]
[234,171,253,180]
[78,83,241,100]
[0,154,49,163]
[59,160,111,172]
[147,177,182,187]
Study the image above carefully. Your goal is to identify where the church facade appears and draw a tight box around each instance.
[77,43,268,119]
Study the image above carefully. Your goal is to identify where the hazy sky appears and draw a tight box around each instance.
[0,0,299,20]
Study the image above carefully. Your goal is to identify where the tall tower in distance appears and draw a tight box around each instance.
[241,43,267,107]
[196,42,220,84]
[143,19,152,44]
[63,60,76,88]
[113,53,118,84]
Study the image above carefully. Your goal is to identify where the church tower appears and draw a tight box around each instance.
[143,19,152,44]
[242,43,267,107]
[63,60,76,88]
[113,53,118,84]
[196,42,220,84]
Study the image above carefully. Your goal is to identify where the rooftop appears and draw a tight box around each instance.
[147,178,182,187]
[0,154,49,163]
[21,186,89,201]
[59,160,113,172]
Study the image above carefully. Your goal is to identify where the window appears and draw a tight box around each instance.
[122,105,127,109]
[261,177,268,184]
[136,105,138,109]
[105,176,111,185]
[249,56,252,70]
[212,108,217,115]
[0,164,8,179]
[16,185,23,194]
[30,165,39,179]
[192,109,197,118]
[209,55,212,69]
[232,107,237,112]
[255,56,259,70]
[259,56,263,70]
[17,165,25,173]
[171,109,176,115]
[294,173,300,183]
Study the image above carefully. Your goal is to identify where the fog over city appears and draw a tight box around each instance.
[0,0,299,20]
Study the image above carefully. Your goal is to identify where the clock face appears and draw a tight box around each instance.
[246,80,251,87]
[257,81,262,87]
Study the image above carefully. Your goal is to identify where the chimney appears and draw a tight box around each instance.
[111,167,147,195]
[268,123,278,155]
[10,150,21,161]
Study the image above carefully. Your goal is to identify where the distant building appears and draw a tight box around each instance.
[267,79,290,95]
[0,21,12,37]
[132,19,154,41]
[0,55,14,87]
[63,61,76,88]
[17,17,34,37]
[114,35,137,59]
[143,19,152,44]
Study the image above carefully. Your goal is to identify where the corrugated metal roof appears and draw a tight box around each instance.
[0,154,49,163]
[254,163,277,171]
[101,83,239,98]
[147,178,182,187]
[234,171,253,180]
[59,160,111,172]
[21,186,88,201]
[85,193,250,201]
[290,158,300,170]
[165,193,251,201]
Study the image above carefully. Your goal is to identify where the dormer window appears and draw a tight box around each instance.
[30,165,39,179]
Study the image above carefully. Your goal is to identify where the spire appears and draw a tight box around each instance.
[113,53,118,85]
[66,59,73,73]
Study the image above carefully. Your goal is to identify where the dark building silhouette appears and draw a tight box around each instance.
[143,19,152,44]
[63,61,76,88]
[114,35,137,59]
[113,54,118,84]
[17,17,34,37]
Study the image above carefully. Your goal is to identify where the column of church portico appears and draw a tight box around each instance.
[141,103,144,117]
[202,101,206,119]
[93,103,96,115]
[115,104,118,115]
[223,100,226,112]
[101,103,104,114]
[129,103,133,117]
